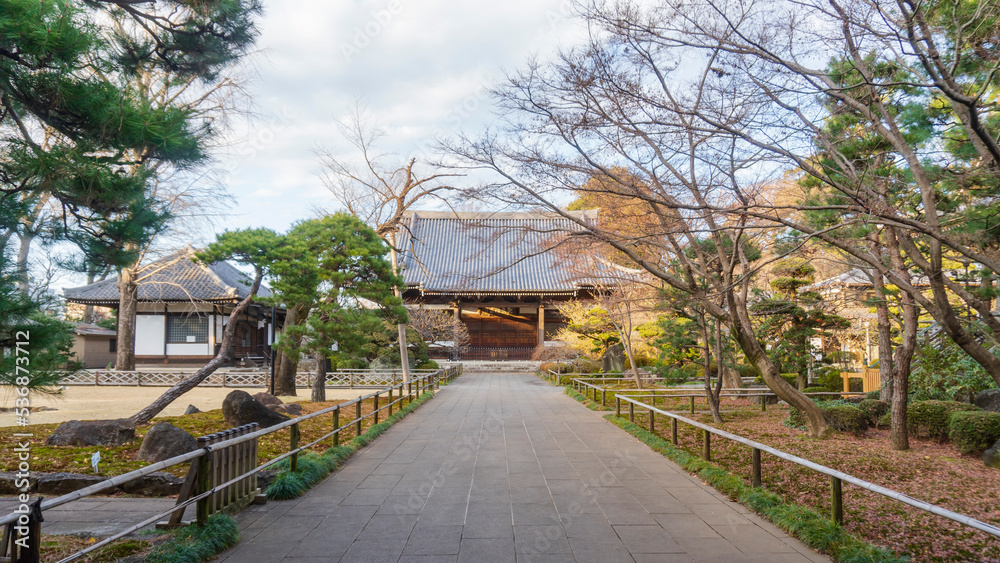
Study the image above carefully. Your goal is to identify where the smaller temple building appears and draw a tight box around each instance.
[63,249,282,366]
[398,210,599,360]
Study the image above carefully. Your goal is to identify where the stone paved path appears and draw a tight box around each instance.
[218,372,828,562]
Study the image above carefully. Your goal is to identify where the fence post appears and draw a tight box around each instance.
[355,400,362,437]
[648,408,655,432]
[689,396,695,414]
[703,430,711,461]
[251,423,259,497]
[290,423,300,472]
[374,392,380,425]
[752,448,762,488]
[831,476,843,524]
[761,395,767,412]
[196,437,211,524]
[671,418,678,445]
[602,389,607,407]
[615,397,621,417]
[629,401,634,423]
[388,387,393,416]
[221,430,232,509]
[333,406,340,447]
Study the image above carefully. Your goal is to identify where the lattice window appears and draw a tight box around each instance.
[167,315,208,343]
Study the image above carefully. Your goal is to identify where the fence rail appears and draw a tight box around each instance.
[56,368,449,388]
[566,376,866,413]
[612,393,1000,540]
[0,366,462,563]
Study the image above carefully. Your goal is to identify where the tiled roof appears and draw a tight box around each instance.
[398,210,600,296]
[63,249,272,305]
[73,323,116,336]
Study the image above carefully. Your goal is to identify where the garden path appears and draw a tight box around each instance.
[217,371,829,562]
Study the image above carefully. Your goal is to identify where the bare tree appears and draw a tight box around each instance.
[317,105,461,382]
[447,37,833,436]
[407,307,471,360]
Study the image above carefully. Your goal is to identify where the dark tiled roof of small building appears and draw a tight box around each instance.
[73,323,116,336]
[63,249,272,305]
[397,210,599,296]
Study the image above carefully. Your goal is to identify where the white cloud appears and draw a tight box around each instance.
[215,0,587,234]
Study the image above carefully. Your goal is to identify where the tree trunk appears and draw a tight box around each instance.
[873,274,894,403]
[274,304,306,396]
[15,231,33,294]
[115,267,138,371]
[728,292,830,438]
[617,325,643,390]
[701,314,722,423]
[388,232,411,384]
[82,271,96,323]
[311,352,326,402]
[888,229,915,450]
[124,271,264,426]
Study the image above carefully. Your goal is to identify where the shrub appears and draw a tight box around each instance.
[947,411,1000,454]
[803,386,829,395]
[416,359,439,370]
[539,362,574,374]
[815,367,844,392]
[878,411,891,428]
[572,357,601,373]
[910,339,997,401]
[822,406,869,435]
[755,372,798,387]
[787,404,868,435]
[907,400,980,440]
[857,399,889,426]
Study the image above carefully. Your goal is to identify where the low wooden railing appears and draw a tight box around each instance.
[0,368,459,563]
[568,377,865,413]
[612,394,1000,539]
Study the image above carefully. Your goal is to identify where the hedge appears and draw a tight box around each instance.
[947,411,1000,454]
[907,400,980,440]
[857,399,889,427]
[788,404,868,435]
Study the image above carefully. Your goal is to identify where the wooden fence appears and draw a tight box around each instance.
[608,393,1000,540]
[841,368,881,393]
[0,367,461,563]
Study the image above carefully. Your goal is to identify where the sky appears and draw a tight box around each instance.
[212,0,587,238]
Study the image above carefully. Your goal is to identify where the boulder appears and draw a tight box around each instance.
[270,403,302,417]
[137,423,198,463]
[36,473,107,495]
[975,389,1000,412]
[256,469,279,491]
[184,404,201,415]
[46,419,135,447]
[252,392,283,407]
[601,344,625,373]
[985,439,1000,469]
[222,390,289,428]
[0,472,36,494]
[119,472,184,496]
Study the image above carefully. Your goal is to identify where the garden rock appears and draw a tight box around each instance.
[137,423,198,463]
[36,473,107,495]
[46,419,135,447]
[975,389,1000,412]
[985,439,1000,469]
[601,344,625,373]
[184,404,201,415]
[222,390,289,428]
[119,472,184,496]
[0,472,36,494]
[270,403,302,416]
[252,392,283,407]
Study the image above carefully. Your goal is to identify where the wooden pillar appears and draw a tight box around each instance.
[537,305,545,348]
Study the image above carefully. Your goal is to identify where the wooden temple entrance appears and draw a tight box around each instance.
[398,210,600,362]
